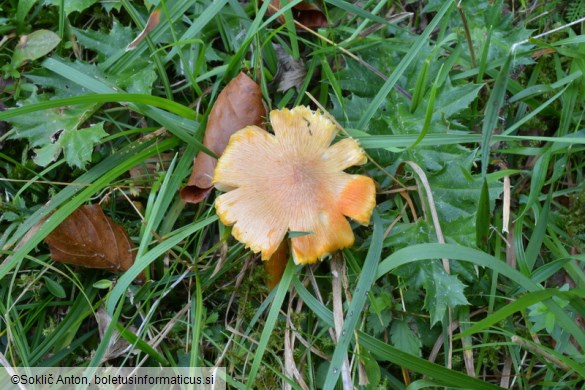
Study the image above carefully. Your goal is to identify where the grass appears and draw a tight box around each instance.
[1,0,585,389]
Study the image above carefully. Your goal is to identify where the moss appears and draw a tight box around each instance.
[564,189,585,247]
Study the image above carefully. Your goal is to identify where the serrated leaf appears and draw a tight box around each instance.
[423,263,470,326]
[406,145,502,246]
[56,59,157,95]
[12,29,61,68]
[101,0,122,13]
[33,142,62,166]
[8,93,96,147]
[59,122,107,169]
[390,319,422,356]
[47,0,99,16]
[115,62,157,94]
[44,276,66,298]
[330,94,372,129]
[338,59,384,98]
[432,80,483,119]
[384,219,434,252]
[366,308,392,336]
[73,22,133,61]
[26,68,91,98]
[7,92,100,167]
[11,59,155,168]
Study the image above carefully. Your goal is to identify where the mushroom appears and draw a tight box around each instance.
[212,106,376,265]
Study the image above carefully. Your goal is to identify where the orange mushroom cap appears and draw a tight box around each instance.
[212,106,376,265]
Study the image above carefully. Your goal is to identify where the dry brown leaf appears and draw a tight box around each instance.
[96,306,134,361]
[272,43,307,92]
[126,9,161,51]
[44,204,141,279]
[181,72,266,203]
[264,0,328,29]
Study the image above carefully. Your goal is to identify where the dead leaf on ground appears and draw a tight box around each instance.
[264,0,328,29]
[96,306,135,361]
[181,72,266,203]
[272,43,307,92]
[126,9,161,51]
[44,204,142,280]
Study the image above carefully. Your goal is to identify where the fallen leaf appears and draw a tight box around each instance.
[96,306,134,361]
[531,47,556,59]
[264,0,328,29]
[126,9,161,51]
[272,43,307,92]
[44,204,142,280]
[181,72,266,203]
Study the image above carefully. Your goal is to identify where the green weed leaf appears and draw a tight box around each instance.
[390,319,422,356]
[528,285,571,333]
[423,263,470,326]
[33,143,62,166]
[44,276,66,299]
[9,93,96,147]
[60,122,107,169]
[93,279,113,289]
[12,29,61,68]
[47,0,99,16]
[73,22,133,61]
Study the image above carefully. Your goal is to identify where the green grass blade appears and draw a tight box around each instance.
[41,57,204,148]
[245,258,296,389]
[85,295,125,375]
[410,59,429,113]
[358,333,501,390]
[476,178,490,250]
[524,193,551,271]
[1,138,179,281]
[163,0,229,63]
[356,0,454,129]
[0,93,196,120]
[408,64,440,150]
[293,278,334,327]
[376,243,585,349]
[104,0,193,72]
[116,323,169,365]
[106,215,217,314]
[325,0,401,26]
[457,288,585,338]
[480,54,511,177]
[518,150,551,218]
[190,269,203,367]
[323,211,383,389]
